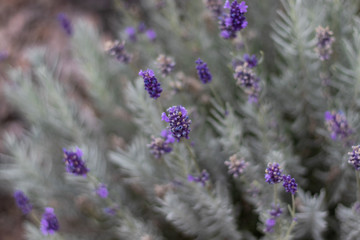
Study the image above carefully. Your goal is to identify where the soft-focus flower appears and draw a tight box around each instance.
[324,111,352,140]
[138,22,147,33]
[156,54,175,77]
[161,129,175,144]
[139,69,162,99]
[282,175,297,194]
[315,26,335,61]
[243,54,258,68]
[146,29,157,41]
[264,204,283,233]
[96,184,108,198]
[264,218,276,233]
[148,137,173,159]
[265,162,283,184]
[269,204,283,218]
[188,170,210,186]
[40,208,59,235]
[125,27,137,42]
[234,63,260,102]
[348,145,360,170]
[57,13,72,36]
[195,58,212,84]
[162,106,192,141]
[14,190,32,214]
[105,41,132,64]
[205,0,223,18]
[224,154,248,177]
[219,1,248,39]
[63,148,89,177]
[0,51,9,61]
[103,206,118,216]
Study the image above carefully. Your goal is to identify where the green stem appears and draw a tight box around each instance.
[274,184,278,205]
[355,170,360,202]
[283,194,297,240]
[185,140,201,173]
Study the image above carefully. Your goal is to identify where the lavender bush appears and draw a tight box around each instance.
[1,0,360,239]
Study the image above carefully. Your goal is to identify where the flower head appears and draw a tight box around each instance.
[348,145,360,170]
[234,63,260,102]
[325,111,352,140]
[195,58,212,84]
[148,137,173,159]
[96,184,108,198]
[146,29,157,41]
[103,206,118,216]
[265,162,283,184]
[105,41,132,64]
[224,154,248,177]
[264,218,276,233]
[138,22,147,33]
[243,54,258,68]
[282,175,297,194]
[57,13,72,36]
[230,1,248,31]
[315,26,335,61]
[269,204,283,218]
[188,170,210,186]
[63,148,89,177]
[162,106,191,141]
[40,208,59,235]
[14,190,32,214]
[156,54,175,77]
[125,27,137,42]
[139,69,162,99]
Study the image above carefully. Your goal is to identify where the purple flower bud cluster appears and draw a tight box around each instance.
[57,13,72,36]
[234,63,260,103]
[96,184,109,198]
[156,54,176,77]
[219,1,248,39]
[139,69,163,99]
[105,41,132,64]
[125,25,157,42]
[103,205,119,216]
[148,129,175,159]
[63,148,89,177]
[315,26,335,61]
[265,162,298,194]
[14,190,32,214]
[224,154,248,177]
[243,54,258,68]
[348,145,360,170]
[325,111,352,140]
[188,169,210,187]
[40,207,59,235]
[195,58,212,84]
[264,204,283,233]
[162,106,192,141]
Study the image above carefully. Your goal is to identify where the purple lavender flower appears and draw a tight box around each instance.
[105,41,132,64]
[282,175,297,194]
[234,63,260,102]
[269,204,283,218]
[40,208,59,235]
[148,137,173,159]
[315,26,335,61]
[14,190,32,214]
[161,129,176,144]
[125,27,137,42]
[63,148,89,177]
[325,111,352,140]
[243,54,257,68]
[57,13,72,36]
[156,54,175,77]
[188,170,210,187]
[195,58,212,84]
[103,206,118,216]
[265,162,283,184]
[219,14,237,39]
[224,0,230,9]
[264,218,276,233]
[146,29,157,42]
[224,154,248,177]
[139,69,162,99]
[219,1,248,39]
[96,184,108,198]
[348,145,360,170]
[161,106,192,141]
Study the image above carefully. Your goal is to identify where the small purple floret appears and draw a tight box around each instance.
[40,207,59,235]
[146,29,157,41]
[139,69,162,99]
[14,190,32,214]
[188,170,210,187]
[57,13,72,36]
[282,175,297,194]
[195,58,212,84]
[265,162,283,184]
[125,27,137,42]
[96,184,108,198]
[63,148,89,177]
[162,106,191,141]
[243,54,258,68]
[348,145,360,170]
[324,111,352,140]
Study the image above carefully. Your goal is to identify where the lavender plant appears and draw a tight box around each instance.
[1,0,360,239]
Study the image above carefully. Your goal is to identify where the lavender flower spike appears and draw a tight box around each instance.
[14,190,32,214]
[282,175,298,194]
[265,162,283,184]
[234,63,260,102]
[161,106,191,141]
[224,154,248,177]
[195,58,212,84]
[139,69,162,99]
[63,148,89,177]
[243,54,258,68]
[324,111,352,140]
[96,184,109,198]
[348,145,360,170]
[57,13,72,36]
[188,170,210,186]
[315,26,335,61]
[40,207,59,235]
